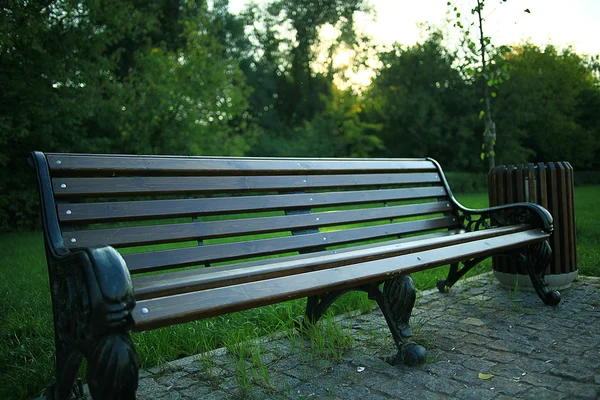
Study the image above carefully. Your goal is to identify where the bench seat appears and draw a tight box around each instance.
[132,225,547,330]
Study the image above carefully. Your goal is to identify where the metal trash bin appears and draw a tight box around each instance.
[488,162,578,290]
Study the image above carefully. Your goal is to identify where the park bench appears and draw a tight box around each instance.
[30,151,561,400]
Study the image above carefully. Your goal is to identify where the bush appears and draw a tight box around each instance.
[574,171,600,186]
[444,172,488,194]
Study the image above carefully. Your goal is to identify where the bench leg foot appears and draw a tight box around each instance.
[46,345,83,400]
[87,333,139,400]
[518,241,561,306]
[365,275,426,366]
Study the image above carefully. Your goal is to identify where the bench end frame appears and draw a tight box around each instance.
[30,152,139,400]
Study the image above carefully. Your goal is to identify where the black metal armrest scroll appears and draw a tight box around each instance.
[457,202,553,233]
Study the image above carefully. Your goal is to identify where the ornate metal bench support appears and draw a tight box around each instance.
[46,246,139,400]
[515,241,561,306]
[300,275,426,366]
[437,257,486,293]
[298,291,352,328]
[434,197,560,305]
[364,275,426,366]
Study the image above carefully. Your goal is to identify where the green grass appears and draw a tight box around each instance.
[1,186,599,400]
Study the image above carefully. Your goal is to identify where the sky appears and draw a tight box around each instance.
[228,0,600,56]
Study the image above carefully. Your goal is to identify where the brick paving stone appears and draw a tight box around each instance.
[154,371,196,389]
[177,382,215,398]
[455,387,496,400]
[482,350,518,364]
[555,380,600,398]
[519,387,566,400]
[455,343,490,357]
[423,376,466,395]
[550,365,596,382]
[451,368,485,386]
[262,371,303,393]
[395,389,449,400]
[513,357,555,373]
[423,361,468,379]
[196,390,231,400]
[567,354,600,370]
[137,378,171,399]
[461,357,497,373]
[488,338,535,355]
[518,371,563,389]
[528,348,569,363]
[287,382,336,399]
[494,395,518,400]
[489,364,527,380]
[283,363,328,381]
[486,375,529,396]
[374,374,424,397]
[462,334,492,346]
[426,349,470,365]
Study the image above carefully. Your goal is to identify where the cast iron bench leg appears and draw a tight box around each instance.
[517,242,561,306]
[298,275,426,366]
[364,275,426,366]
[47,247,139,400]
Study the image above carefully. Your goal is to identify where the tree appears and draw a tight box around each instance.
[365,32,481,170]
[241,0,374,156]
[0,0,255,230]
[448,0,519,169]
[493,44,600,168]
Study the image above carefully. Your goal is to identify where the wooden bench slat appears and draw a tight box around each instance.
[52,173,442,197]
[65,201,452,248]
[123,216,459,273]
[57,186,447,223]
[133,225,530,300]
[47,153,436,175]
[132,229,548,331]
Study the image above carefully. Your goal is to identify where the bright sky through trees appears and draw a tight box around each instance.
[229,0,600,56]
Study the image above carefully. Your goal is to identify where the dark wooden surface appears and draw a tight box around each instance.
[57,186,446,223]
[64,202,451,248]
[132,229,549,331]
[123,217,459,273]
[52,173,442,196]
[132,225,530,300]
[46,153,437,176]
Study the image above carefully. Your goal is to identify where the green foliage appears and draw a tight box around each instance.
[259,87,382,157]
[445,172,488,194]
[574,171,600,186]
[493,44,600,168]
[364,31,482,171]
[0,0,256,231]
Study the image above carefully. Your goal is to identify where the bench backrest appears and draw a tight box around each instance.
[33,152,460,276]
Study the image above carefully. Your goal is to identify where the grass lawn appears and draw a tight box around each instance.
[1,186,598,400]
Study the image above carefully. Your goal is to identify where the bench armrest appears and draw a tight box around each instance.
[455,202,553,233]
[426,158,553,233]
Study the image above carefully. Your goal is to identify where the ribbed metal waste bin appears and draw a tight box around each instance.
[488,162,578,290]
